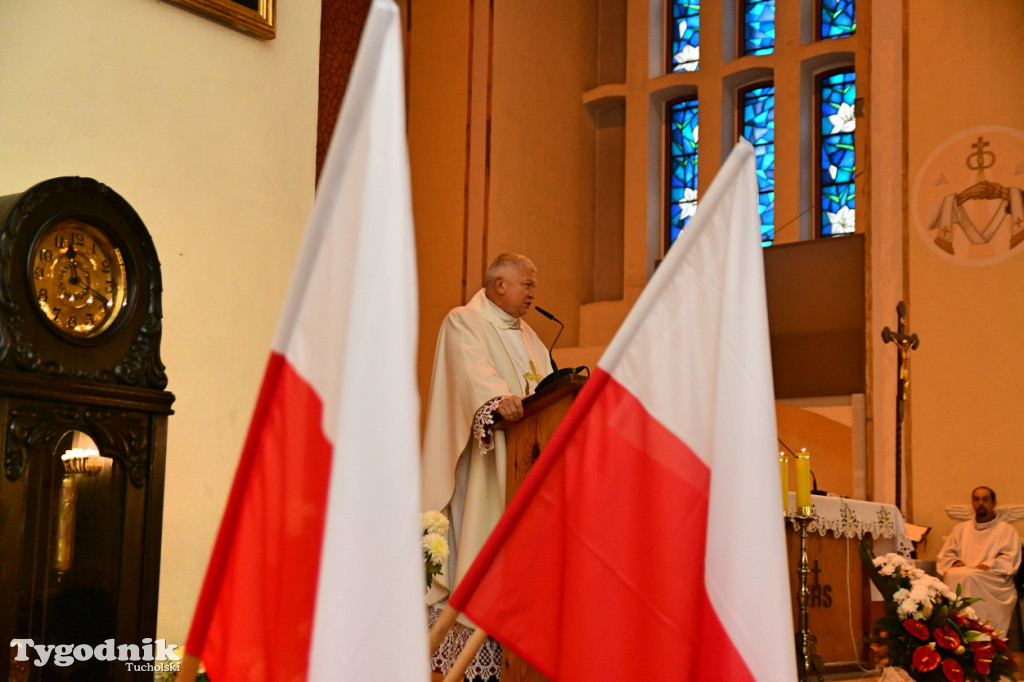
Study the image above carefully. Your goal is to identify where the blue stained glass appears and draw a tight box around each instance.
[743,0,775,56]
[820,71,855,236]
[670,2,700,72]
[668,98,699,244]
[742,86,775,245]
[821,0,855,40]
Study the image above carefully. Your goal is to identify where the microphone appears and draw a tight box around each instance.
[534,306,562,372]
[810,470,828,496]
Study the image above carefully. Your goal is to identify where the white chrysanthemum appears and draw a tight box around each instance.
[829,102,856,134]
[423,533,449,565]
[878,563,896,576]
[421,510,449,537]
[897,598,921,618]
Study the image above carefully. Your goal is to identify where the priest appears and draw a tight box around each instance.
[421,253,553,612]
[937,486,1022,635]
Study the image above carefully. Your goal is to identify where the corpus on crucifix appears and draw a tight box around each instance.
[881,301,919,512]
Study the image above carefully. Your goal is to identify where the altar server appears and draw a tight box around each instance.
[937,486,1022,635]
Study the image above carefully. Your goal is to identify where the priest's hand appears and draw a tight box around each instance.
[976,563,990,571]
[497,396,525,422]
[951,560,966,568]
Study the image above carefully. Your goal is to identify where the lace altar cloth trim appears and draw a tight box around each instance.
[428,605,502,681]
[472,396,507,455]
[786,493,914,557]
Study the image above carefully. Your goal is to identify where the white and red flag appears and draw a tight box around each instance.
[181,1,427,679]
[449,140,796,680]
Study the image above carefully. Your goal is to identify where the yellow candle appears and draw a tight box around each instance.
[795,449,811,513]
[779,452,789,515]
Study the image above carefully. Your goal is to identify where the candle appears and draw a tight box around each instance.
[795,449,811,514]
[779,451,789,515]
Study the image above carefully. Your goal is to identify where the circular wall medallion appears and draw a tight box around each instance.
[912,126,1024,265]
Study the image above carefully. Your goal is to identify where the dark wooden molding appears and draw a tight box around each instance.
[5,402,151,488]
[0,177,168,390]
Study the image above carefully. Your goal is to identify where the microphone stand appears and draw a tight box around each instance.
[534,306,563,372]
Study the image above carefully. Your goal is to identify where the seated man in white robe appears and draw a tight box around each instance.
[937,486,1022,636]
[422,253,553,680]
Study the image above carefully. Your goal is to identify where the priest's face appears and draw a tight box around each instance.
[493,265,537,318]
[972,487,996,523]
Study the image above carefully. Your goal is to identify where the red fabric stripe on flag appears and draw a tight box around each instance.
[452,368,756,680]
[185,352,333,681]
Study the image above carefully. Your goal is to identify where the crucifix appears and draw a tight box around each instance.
[881,301,920,512]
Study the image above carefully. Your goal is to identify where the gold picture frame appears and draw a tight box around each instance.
[166,0,275,40]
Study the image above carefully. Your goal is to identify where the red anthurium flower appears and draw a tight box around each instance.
[903,619,931,640]
[973,642,995,675]
[934,626,961,649]
[913,645,940,672]
[941,657,964,682]
[991,636,1009,652]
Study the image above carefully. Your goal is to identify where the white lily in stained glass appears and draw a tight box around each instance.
[674,44,700,72]
[827,205,855,234]
[678,188,698,222]
[828,102,856,134]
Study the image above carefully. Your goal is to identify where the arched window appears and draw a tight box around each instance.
[742,0,775,56]
[667,97,700,245]
[818,70,856,236]
[820,0,855,40]
[670,2,701,72]
[739,83,776,245]
[661,0,856,250]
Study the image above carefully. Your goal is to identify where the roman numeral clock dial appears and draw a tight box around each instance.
[30,219,128,338]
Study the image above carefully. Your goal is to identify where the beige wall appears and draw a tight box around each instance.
[0,0,321,643]
[409,1,596,401]
[907,0,1024,556]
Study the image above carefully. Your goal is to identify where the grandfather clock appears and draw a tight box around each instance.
[0,177,173,681]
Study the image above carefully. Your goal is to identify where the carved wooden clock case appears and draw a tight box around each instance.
[0,177,174,681]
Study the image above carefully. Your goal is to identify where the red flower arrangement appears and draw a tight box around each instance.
[860,542,1017,682]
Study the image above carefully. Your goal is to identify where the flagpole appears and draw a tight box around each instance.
[175,653,201,682]
[429,603,460,654]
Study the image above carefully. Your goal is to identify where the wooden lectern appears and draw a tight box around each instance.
[492,372,586,682]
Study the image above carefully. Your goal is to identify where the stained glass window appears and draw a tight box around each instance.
[820,71,855,236]
[821,0,855,40]
[668,98,699,244]
[743,0,775,56]
[741,85,775,245]
[670,2,700,72]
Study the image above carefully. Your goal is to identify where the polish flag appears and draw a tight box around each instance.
[450,141,796,680]
[181,2,428,680]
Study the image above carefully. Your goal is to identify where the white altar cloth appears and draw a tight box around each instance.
[787,492,914,557]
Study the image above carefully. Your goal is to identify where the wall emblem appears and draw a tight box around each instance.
[912,126,1024,265]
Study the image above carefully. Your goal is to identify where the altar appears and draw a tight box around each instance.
[784,493,912,671]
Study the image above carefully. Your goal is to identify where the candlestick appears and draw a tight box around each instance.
[779,451,789,515]
[795,449,811,515]
[794,515,825,682]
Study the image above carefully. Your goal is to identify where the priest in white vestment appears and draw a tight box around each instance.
[937,486,1022,635]
[421,253,554,617]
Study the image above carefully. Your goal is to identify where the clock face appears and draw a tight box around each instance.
[29,219,128,339]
